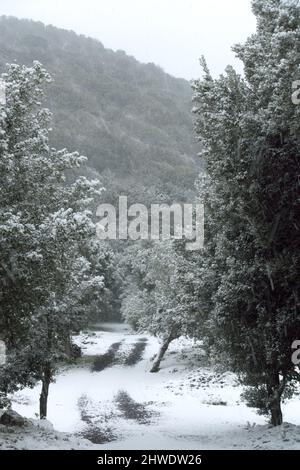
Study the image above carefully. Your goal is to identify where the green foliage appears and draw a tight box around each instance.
[120,240,197,341]
[0,16,199,201]
[0,62,112,406]
[192,0,300,425]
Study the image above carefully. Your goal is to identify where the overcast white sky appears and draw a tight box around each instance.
[0,0,257,79]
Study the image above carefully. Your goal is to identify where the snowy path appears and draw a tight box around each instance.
[10,323,300,450]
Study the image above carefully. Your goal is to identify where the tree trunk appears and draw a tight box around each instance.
[270,395,283,426]
[150,331,176,373]
[39,364,51,419]
[64,332,72,361]
[267,372,283,426]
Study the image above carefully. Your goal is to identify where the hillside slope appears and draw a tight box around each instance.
[0,16,199,199]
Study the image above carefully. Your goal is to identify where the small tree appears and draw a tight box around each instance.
[121,240,196,372]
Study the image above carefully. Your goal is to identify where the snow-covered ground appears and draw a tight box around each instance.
[3,323,300,450]
[0,415,93,450]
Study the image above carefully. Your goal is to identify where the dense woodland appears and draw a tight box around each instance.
[0,0,300,429]
[0,15,199,204]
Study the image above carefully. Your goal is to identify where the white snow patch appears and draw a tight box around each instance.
[5,323,300,450]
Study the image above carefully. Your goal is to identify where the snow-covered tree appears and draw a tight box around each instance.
[192,0,300,425]
[121,240,197,372]
[0,62,107,416]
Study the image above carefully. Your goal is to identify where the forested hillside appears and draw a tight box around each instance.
[0,16,199,201]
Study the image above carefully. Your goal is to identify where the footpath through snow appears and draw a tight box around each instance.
[1,323,300,450]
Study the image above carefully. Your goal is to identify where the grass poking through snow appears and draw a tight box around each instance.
[124,338,148,366]
[114,390,157,424]
[77,394,117,444]
[92,342,123,372]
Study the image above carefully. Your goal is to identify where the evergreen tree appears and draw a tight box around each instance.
[192,0,300,425]
[0,62,106,416]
